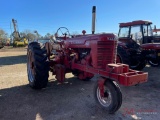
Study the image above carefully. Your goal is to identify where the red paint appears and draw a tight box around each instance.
[119,20,152,27]
[55,64,65,83]
[98,78,105,97]
[46,33,147,86]
[141,43,160,50]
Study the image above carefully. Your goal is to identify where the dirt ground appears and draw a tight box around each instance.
[0,47,160,120]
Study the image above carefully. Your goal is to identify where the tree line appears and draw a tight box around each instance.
[0,28,53,43]
[0,28,80,43]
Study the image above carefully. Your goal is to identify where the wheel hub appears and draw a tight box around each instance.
[97,87,112,107]
[27,50,35,82]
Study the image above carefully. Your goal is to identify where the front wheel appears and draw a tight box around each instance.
[94,79,122,114]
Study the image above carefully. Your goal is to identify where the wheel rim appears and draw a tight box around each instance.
[97,86,112,107]
[130,58,145,68]
[148,60,159,66]
[27,51,35,82]
[130,62,141,68]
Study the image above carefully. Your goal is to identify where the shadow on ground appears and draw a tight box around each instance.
[0,55,27,66]
[0,77,96,120]
[0,66,160,120]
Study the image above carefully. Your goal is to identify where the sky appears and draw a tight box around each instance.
[0,0,160,36]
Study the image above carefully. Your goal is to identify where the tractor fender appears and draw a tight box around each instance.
[141,43,160,50]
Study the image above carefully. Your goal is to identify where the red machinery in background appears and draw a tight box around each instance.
[117,20,160,68]
[153,26,160,42]
[27,6,148,113]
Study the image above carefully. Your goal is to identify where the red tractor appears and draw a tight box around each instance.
[27,7,148,113]
[153,27,160,42]
[117,20,160,68]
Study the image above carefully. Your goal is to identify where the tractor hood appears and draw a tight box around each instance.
[64,33,117,48]
[141,43,160,50]
[118,38,142,51]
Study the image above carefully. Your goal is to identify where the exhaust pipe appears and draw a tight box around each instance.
[92,6,96,34]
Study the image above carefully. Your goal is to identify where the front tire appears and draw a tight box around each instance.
[94,79,122,114]
[27,42,49,89]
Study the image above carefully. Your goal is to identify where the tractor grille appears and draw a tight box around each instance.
[97,41,117,69]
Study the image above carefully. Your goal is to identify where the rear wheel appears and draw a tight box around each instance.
[117,46,146,70]
[148,60,159,67]
[130,59,146,70]
[27,42,49,89]
[116,54,122,63]
[148,59,160,67]
[117,46,130,64]
[94,79,122,114]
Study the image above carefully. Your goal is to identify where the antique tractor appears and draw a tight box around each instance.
[27,7,148,113]
[117,20,160,68]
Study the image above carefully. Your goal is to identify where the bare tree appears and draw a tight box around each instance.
[34,30,42,39]
[44,33,51,39]
[20,30,37,41]
[71,31,79,36]
[0,29,8,42]
[0,29,7,37]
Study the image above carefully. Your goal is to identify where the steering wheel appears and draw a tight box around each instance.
[55,27,70,38]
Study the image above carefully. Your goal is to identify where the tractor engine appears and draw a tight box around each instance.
[48,33,117,81]
[62,34,117,80]
[71,48,93,80]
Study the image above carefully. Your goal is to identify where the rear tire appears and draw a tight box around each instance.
[117,46,146,70]
[117,46,130,64]
[94,79,122,114]
[132,60,146,70]
[148,59,160,67]
[27,42,49,89]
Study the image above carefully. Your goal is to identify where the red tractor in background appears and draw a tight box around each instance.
[153,27,160,42]
[117,20,160,69]
[27,6,148,113]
